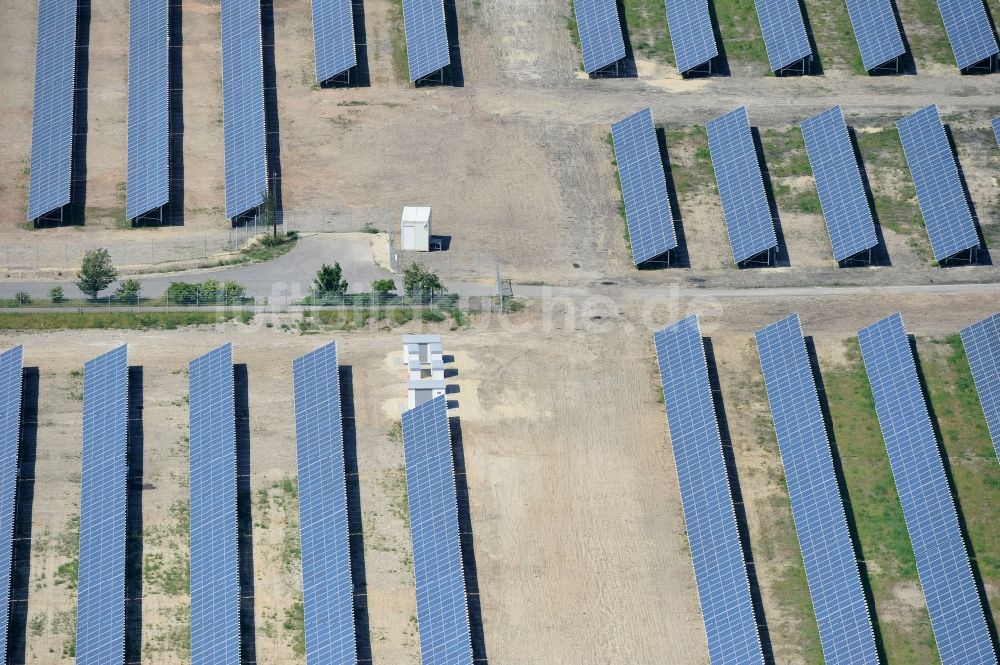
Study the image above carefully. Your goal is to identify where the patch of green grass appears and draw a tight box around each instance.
[802,0,866,73]
[382,466,410,529]
[389,0,410,81]
[665,126,714,199]
[823,339,937,663]
[712,0,770,72]
[918,337,1000,592]
[760,128,810,178]
[0,311,245,330]
[284,601,306,658]
[143,551,189,595]
[621,0,674,65]
[567,1,582,66]
[894,0,953,67]
[239,232,297,262]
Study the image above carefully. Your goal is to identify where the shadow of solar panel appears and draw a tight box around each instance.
[28,0,79,221]
[402,0,450,81]
[858,314,997,665]
[937,0,999,70]
[755,315,878,665]
[960,312,1000,461]
[76,345,128,665]
[896,105,979,262]
[401,395,472,665]
[126,0,170,222]
[664,0,718,73]
[611,108,677,265]
[844,0,906,71]
[800,106,878,262]
[574,0,626,73]
[293,342,357,665]
[0,346,23,660]
[221,0,267,219]
[753,0,812,71]
[313,0,356,82]
[993,117,1000,147]
[189,344,240,664]
[654,315,764,665]
[706,107,777,264]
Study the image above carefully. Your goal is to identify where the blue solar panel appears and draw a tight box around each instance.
[654,315,764,665]
[992,117,1000,147]
[76,345,128,665]
[843,0,905,71]
[402,0,450,81]
[663,0,718,73]
[706,107,778,264]
[611,108,677,265]
[937,0,999,70]
[189,344,240,664]
[313,0,356,82]
[221,0,267,219]
[293,342,357,665]
[896,105,980,262]
[800,106,878,262]
[401,395,472,665]
[0,346,23,660]
[753,0,812,71]
[961,312,1000,462]
[755,315,878,665]
[574,0,626,73]
[858,314,997,665]
[27,0,79,221]
[126,0,170,221]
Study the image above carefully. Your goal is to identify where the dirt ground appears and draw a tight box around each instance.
[1,0,999,287]
[3,290,998,664]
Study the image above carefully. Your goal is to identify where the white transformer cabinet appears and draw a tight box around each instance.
[401,206,432,251]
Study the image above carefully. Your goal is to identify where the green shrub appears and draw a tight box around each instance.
[49,286,66,303]
[14,292,31,306]
[390,308,413,325]
[420,309,446,322]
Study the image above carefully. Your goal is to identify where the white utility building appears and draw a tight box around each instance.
[401,206,432,251]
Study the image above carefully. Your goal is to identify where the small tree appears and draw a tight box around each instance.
[14,292,31,306]
[402,263,446,301]
[313,263,348,299]
[199,279,221,303]
[76,248,119,299]
[372,279,396,294]
[222,280,246,302]
[49,286,65,304]
[260,190,277,240]
[114,278,141,303]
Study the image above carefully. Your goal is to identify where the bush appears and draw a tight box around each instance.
[372,278,396,294]
[14,292,31,306]
[166,280,248,304]
[420,309,446,322]
[390,308,413,325]
[49,286,66,304]
[114,278,141,302]
[402,263,446,300]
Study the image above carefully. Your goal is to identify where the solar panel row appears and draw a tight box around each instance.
[706,107,778,265]
[292,342,357,665]
[221,0,267,219]
[189,344,240,664]
[0,346,23,660]
[574,0,626,73]
[993,116,1000,147]
[858,314,997,665]
[799,106,878,262]
[126,0,170,222]
[28,0,79,222]
[654,315,764,665]
[312,0,357,83]
[755,315,878,665]
[936,0,999,70]
[960,312,1000,463]
[402,0,451,81]
[611,108,677,265]
[663,0,718,74]
[896,105,979,262]
[401,395,473,665]
[76,345,128,665]
[843,0,906,71]
[753,0,812,72]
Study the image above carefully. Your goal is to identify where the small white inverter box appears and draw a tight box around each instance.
[401,206,432,251]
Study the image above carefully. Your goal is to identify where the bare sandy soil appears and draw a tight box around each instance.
[1,0,998,288]
[4,291,999,664]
